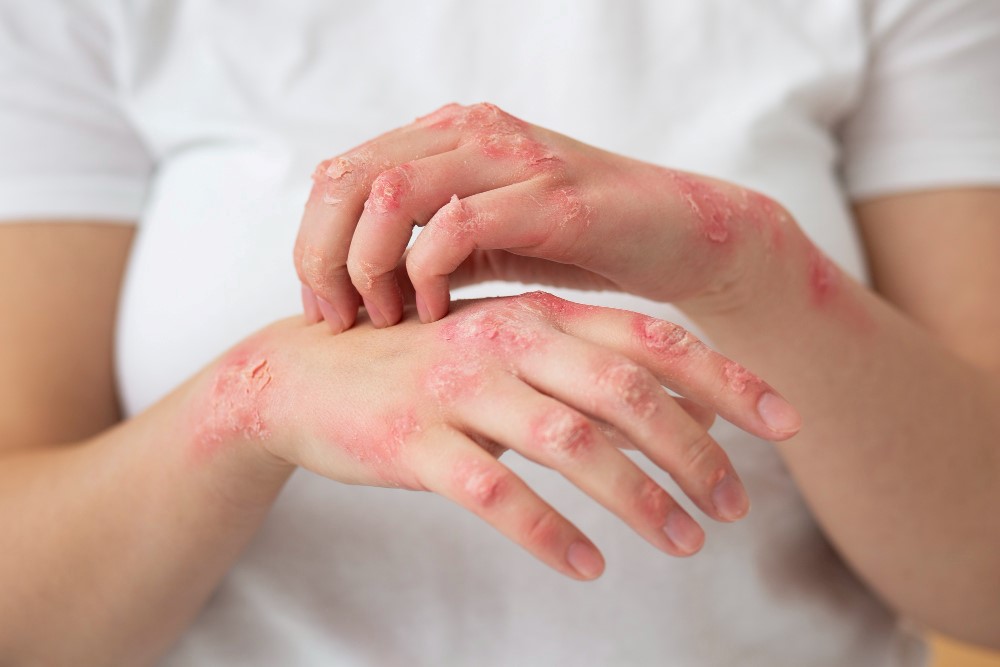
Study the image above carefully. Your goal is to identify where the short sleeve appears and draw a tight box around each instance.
[0,2,152,223]
[839,0,1000,201]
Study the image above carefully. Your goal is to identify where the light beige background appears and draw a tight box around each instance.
[933,635,1000,667]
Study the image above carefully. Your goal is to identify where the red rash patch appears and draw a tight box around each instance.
[194,345,274,456]
[721,361,758,394]
[636,478,671,526]
[518,290,594,320]
[665,170,788,249]
[807,245,839,306]
[419,102,559,168]
[668,170,732,243]
[633,315,704,358]
[453,457,510,508]
[337,408,419,486]
[531,408,593,460]
[367,165,411,215]
[422,360,485,404]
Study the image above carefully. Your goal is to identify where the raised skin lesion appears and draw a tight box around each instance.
[194,347,274,455]
[419,102,561,169]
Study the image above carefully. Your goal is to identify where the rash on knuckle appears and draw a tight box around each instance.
[454,459,511,509]
[346,255,387,294]
[634,478,671,525]
[299,245,342,292]
[596,360,658,420]
[367,164,413,216]
[634,316,704,359]
[532,408,594,461]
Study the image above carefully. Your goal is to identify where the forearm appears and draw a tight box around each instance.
[0,364,294,664]
[682,229,1000,646]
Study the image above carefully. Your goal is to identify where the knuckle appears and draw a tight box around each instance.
[531,408,594,461]
[521,507,564,549]
[634,316,704,358]
[549,186,593,229]
[367,164,413,216]
[596,360,659,420]
[299,244,342,292]
[346,255,385,293]
[454,459,510,509]
[721,360,760,394]
[634,478,672,525]
[430,194,483,239]
[680,431,718,472]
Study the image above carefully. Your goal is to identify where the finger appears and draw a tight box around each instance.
[598,397,715,451]
[348,143,528,327]
[411,426,606,580]
[451,373,705,556]
[549,301,802,441]
[407,180,592,323]
[509,330,748,523]
[295,126,459,331]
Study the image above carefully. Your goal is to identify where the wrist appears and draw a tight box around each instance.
[182,336,297,508]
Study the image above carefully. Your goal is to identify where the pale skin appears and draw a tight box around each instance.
[0,107,997,665]
[296,103,1000,647]
[0,233,793,663]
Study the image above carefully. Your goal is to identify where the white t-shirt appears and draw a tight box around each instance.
[3,1,1000,665]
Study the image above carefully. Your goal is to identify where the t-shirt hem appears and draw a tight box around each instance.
[0,177,148,223]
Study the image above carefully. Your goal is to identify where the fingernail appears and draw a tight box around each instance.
[711,471,750,522]
[300,284,322,324]
[663,509,704,554]
[316,296,346,333]
[415,292,430,323]
[566,541,604,578]
[757,392,802,434]
[363,297,387,328]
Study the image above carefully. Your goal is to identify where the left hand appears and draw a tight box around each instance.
[295,102,792,331]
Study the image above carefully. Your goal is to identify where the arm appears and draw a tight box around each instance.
[681,187,1000,648]
[0,223,294,665]
[0,224,793,663]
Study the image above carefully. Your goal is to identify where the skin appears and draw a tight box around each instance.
[0,224,794,664]
[296,103,1000,648]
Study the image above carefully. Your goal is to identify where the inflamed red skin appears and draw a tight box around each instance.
[186,294,801,578]
[295,102,868,341]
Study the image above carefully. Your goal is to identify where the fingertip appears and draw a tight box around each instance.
[300,284,322,325]
[362,296,388,328]
[566,540,605,580]
[316,296,347,333]
[415,291,431,323]
[756,392,802,438]
[663,509,705,556]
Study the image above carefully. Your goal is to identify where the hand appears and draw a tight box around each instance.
[294,102,792,331]
[193,292,801,580]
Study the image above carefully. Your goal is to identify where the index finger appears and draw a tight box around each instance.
[295,123,459,331]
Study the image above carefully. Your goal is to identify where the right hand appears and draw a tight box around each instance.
[193,291,801,580]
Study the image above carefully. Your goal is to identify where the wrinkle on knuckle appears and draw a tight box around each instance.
[597,360,658,420]
[681,431,717,472]
[531,408,594,461]
[522,507,563,549]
